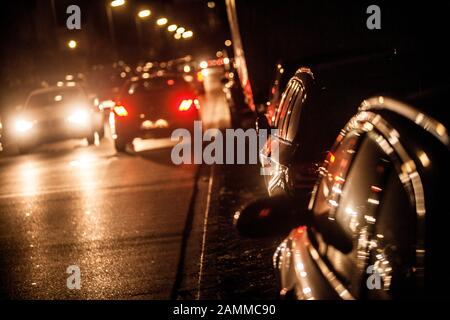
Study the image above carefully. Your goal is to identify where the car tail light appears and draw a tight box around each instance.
[114,105,128,117]
[327,151,335,164]
[178,98,200,112]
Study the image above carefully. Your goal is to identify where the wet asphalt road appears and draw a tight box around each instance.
[0,69,230,299]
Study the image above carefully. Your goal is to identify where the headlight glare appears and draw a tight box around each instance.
[15,119,34,133]
[67,110,89,124]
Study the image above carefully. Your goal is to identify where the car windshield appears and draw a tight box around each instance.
[26,87,85,109]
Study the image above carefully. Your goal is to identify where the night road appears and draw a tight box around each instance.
[1,0,450,310]
[0,70,230,299]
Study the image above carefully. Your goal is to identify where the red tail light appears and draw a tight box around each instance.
[178,98,200,112]
[327,151,335,164]
[114,105,128,117]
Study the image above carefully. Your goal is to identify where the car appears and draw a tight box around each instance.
[8,85,104,153]
[222,65,256,129]
[236,88,450,299]
[261,60,302,126]
[257,66,316,205]
[110,74,201,152]
[257,50,438,202]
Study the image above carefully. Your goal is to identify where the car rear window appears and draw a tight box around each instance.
[125,78,190,96]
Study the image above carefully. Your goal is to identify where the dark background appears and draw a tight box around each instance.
[233,0,450,104]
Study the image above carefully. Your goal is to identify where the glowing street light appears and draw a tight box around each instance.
[68,40,77,49]
[176,27,185,34]
[167,24,178,32]
[135,9,152,59]
[110,0,125,7]
[156,18,168,26]
[225,39,232,47]
[137,9,151,19]
[182,31,193,39]
[107,0,126,59]
[174,33,182,40]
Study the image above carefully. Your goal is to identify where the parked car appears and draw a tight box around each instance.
[6,85,104,154]
[110,74,201,152]
[262,60,303,126]
[222,65,256,129]
[257,50,437,203]
[236,89,450,299]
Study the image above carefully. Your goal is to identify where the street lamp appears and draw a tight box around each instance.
[167,24,178,32]
[176,27,185,34]
[182,31,193,39]
[136,9,152,59]
[106,0,126,60]
[68,40,78,49]
[156,18,168,26]
[137,9,151,19]
[111,0,125,7]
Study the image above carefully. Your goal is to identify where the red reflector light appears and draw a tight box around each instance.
[258,208,271,218]
[114,105,128,117]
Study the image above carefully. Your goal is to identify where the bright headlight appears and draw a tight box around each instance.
[67,110,89,124]
[15,119,34,133]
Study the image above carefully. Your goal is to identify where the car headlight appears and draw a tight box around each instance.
[67,110,89,124]
[15,119,34,133]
